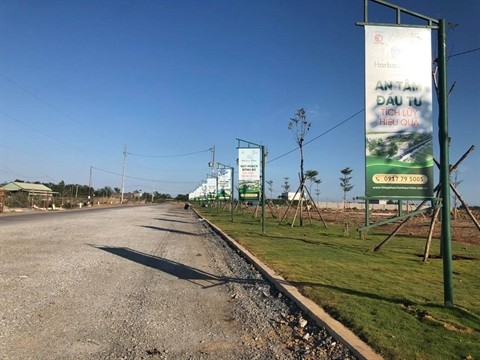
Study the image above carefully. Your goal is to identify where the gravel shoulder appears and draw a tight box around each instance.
[0,204,355,359]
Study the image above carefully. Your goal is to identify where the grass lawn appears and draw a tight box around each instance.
[197,206,480,360]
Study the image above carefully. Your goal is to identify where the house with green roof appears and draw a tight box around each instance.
[0,182,55,209]
[1,181,53,194]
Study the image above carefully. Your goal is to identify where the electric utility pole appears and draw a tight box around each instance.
[121,146,127,204]
[152,179,155,202]
[209,145,216,176]
[89,165,93,199]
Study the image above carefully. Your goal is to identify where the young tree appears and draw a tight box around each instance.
[281,177,290,199]
[266,180,274,200]
[451,169,463,220]
[314,183,321,203]
[289,109,311,226]
[283,109,327,227]
[340,167,354,210]
[288,108,311,191]
[305,170,321,198]
[339,167,354,236]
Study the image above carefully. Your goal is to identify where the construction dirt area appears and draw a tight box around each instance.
[315,207,480,246]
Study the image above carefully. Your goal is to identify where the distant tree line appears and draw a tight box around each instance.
[2,179,187,205]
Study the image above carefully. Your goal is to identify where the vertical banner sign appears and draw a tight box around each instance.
[195,185,202,200]
[217,168,232,200]
[238,148,261,200]
[206,177,217,200]
[201,182,208,200]
[365,25,434,198]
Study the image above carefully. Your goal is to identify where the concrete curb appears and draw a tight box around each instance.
[195,210,383,360]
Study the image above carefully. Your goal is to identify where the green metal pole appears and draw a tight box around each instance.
[438,18,453,307]
[365,198,370,227]
[260,146,266,233]
[231,167,234,222]
[261,145,266,233]
[236,138,266,232]
[216,175,219,216]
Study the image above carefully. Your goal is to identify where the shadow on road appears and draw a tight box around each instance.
[87,244,265,289]
[138,225,204,237]
[154,217,195,224]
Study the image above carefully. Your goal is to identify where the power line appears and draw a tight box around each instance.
[0,111,87,154]
[91,167,123,177]
[127,164,206,172]
[92,166,152,182]
[0,73,119,143]
[267,108,364,164]
[127,148,211,158]
[266,47,478,165]
[448,47,480,59]
[1,111,66,144]
[304,108,365,146]
[0,166,56,182]
[0,73,84,127]
[91,166,197,183]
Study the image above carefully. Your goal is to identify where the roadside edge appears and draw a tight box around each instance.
[193,209,383,360]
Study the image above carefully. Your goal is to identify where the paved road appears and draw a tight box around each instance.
[1,204,302,359]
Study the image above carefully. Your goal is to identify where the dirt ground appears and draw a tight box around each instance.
[268,203,480,246]
[319,207,480,245]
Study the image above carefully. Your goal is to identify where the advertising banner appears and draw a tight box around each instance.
[189,185,203,201]
[206,177,217,200]
[201,182,208,200]
[365,25,434,198]
[238,148,260,200]
[217,168,232,200]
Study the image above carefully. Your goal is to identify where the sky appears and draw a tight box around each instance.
[0,0,479,205]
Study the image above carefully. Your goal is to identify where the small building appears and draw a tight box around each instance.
[281,192,303,201]
[0,181,54,208]
[1,181,53,194]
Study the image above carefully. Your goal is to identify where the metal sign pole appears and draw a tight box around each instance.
[358,0,452,307]
[438,18,453,307]
[236,138,267,233]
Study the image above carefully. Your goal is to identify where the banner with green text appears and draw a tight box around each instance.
[365,25,434,198]
[206,177,217,200]
[238,148,260,201]
[217,168,232,200]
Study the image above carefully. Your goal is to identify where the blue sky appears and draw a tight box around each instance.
[1,0,479,204]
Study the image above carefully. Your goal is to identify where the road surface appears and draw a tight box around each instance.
[0,204,354,359]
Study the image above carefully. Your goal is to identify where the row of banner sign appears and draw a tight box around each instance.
[188,148,261,201]
[190,25,434,202]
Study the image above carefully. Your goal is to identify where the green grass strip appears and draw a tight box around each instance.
[197,206,480,360]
